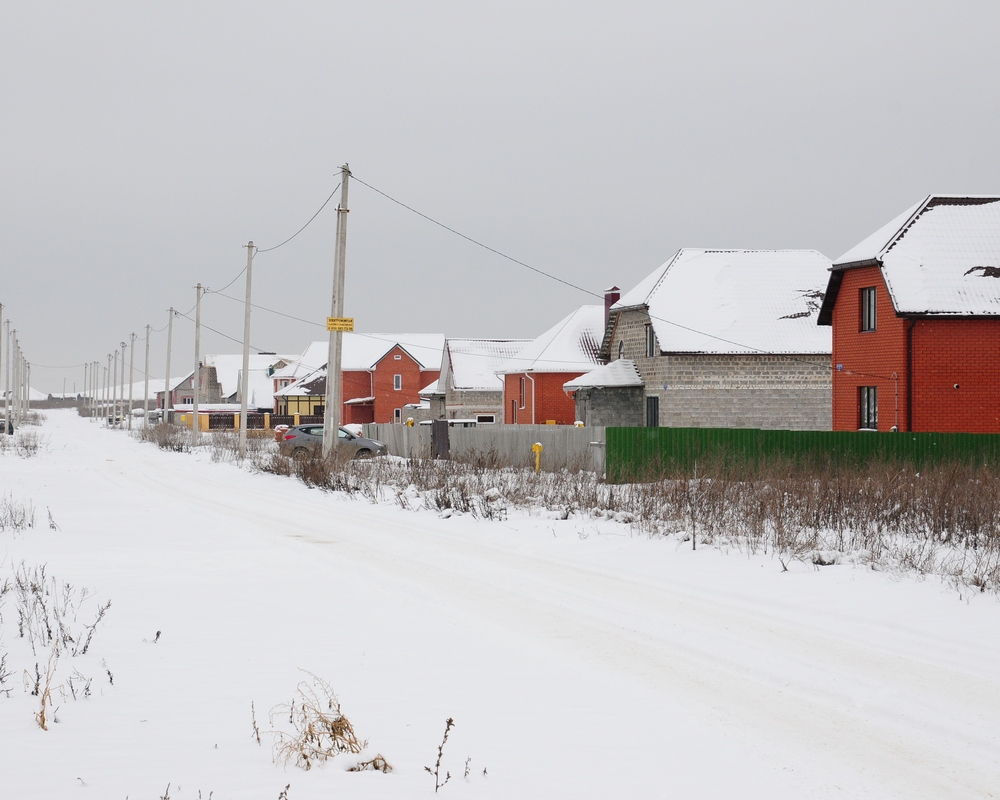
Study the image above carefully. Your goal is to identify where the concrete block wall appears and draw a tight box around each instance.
[574,386,644,427]
[612,308,832,430]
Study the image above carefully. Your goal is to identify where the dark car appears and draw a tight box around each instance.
[278,424,388,459]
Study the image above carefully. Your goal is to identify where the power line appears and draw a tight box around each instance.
[352,174,597,298]
[256,182,341,253]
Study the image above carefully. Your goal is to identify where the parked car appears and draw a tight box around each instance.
[278,425,388,459]
[0,418,12,435]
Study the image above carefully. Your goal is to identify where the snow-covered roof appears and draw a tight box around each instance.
[273,366,326,397]
[273,334,445,377]
[499,306,604,374]
[614,249,832,355]
[444,339,530,390]
[832,196,1000,316]
[271,341,330,381]
[563,359,643,390]
[204,354,295,399]
[419,379,442,396]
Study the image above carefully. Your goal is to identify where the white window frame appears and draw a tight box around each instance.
[393,374,402,391]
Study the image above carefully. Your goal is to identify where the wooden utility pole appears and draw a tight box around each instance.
[323,165,351,457]
[239,241,254,459]
[192,285,203,447]
[164,307,174,422]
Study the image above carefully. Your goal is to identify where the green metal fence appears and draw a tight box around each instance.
[605,427,1000,482]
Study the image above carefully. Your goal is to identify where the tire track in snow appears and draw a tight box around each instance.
[100,433,1000,798]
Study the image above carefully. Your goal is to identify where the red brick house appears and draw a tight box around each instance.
[498,305,604,425]
[274,334,444,424]
[818,195,1000,433]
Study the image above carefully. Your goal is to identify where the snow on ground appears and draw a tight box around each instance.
[1,410,999,799]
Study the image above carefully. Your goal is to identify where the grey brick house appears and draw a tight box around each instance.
[585,249,833,429]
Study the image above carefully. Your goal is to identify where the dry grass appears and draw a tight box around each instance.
[270,673,367,771]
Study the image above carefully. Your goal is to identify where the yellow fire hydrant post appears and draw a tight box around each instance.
[532,442,543,474]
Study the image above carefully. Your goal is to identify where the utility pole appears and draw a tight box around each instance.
[0,304,4,420]
[106,354,112,424]
[239,241,254,459]
[12,332,19,425]
[164,307,174,422]
[143,324,151,428]
[4,323,10,427]
[119,340,127,425]
[112,349,119,425]
[128,332,136,430]
[192,284,203,447]
[323,164,351,457]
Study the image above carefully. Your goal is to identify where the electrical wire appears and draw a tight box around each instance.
[256,182,341,253]
[352,174,596,298]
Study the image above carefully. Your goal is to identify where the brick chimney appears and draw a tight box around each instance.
[604,285,621,331]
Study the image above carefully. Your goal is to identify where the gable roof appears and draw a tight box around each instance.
[273,334,445,381]
[204,353,296,398]
[563,359,643,390]
[614,249,832,355]
[499,306,604,374]
[443,339,531,391]
[820,196,1000,323]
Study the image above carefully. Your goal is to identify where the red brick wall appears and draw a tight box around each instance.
[911,319,1000,433]
[503,372,582,425]
[832,266,1000,432]
[831,267,909,431]
[370,346,440,423]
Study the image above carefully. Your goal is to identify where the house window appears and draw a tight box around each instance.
[476,414,495,424]
[519,377,526,408]
[645,395,659,427]
[860,386,877,430]
[618,340,624,359]
[393,374,402,391]
[394,408,401,423]
[510,399,517,424]
[861,287,877,332]
[394,354,402,360]
[645,324,656,357]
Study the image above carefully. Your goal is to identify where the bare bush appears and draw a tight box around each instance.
[14,430,47,458]
[0,495,35,531]
[270,673,368,771]
[134,423,190,452]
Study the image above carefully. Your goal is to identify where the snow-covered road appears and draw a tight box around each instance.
[1,411,998,798]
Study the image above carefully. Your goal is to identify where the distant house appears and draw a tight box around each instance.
[818,195,1000,433]
[422,338,531,424]
[274,333,444,423]
[269,341,330,409]
[157,353,292,411]
[498,306,605,425]
[596,249,832,429]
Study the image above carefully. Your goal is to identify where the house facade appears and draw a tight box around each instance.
[426,338,530,423]
[499,306,605,425]
[818,195,1000,433]
[597,249,832,429]
[274,333,444,424]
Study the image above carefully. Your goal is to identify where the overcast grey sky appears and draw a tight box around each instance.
[4,1,1000,392]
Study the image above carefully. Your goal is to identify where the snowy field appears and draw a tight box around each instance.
[1,410,999,799]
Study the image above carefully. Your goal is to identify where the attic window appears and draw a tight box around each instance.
[394,354,402,360]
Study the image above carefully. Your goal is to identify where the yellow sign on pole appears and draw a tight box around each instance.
[326,317,355,332]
